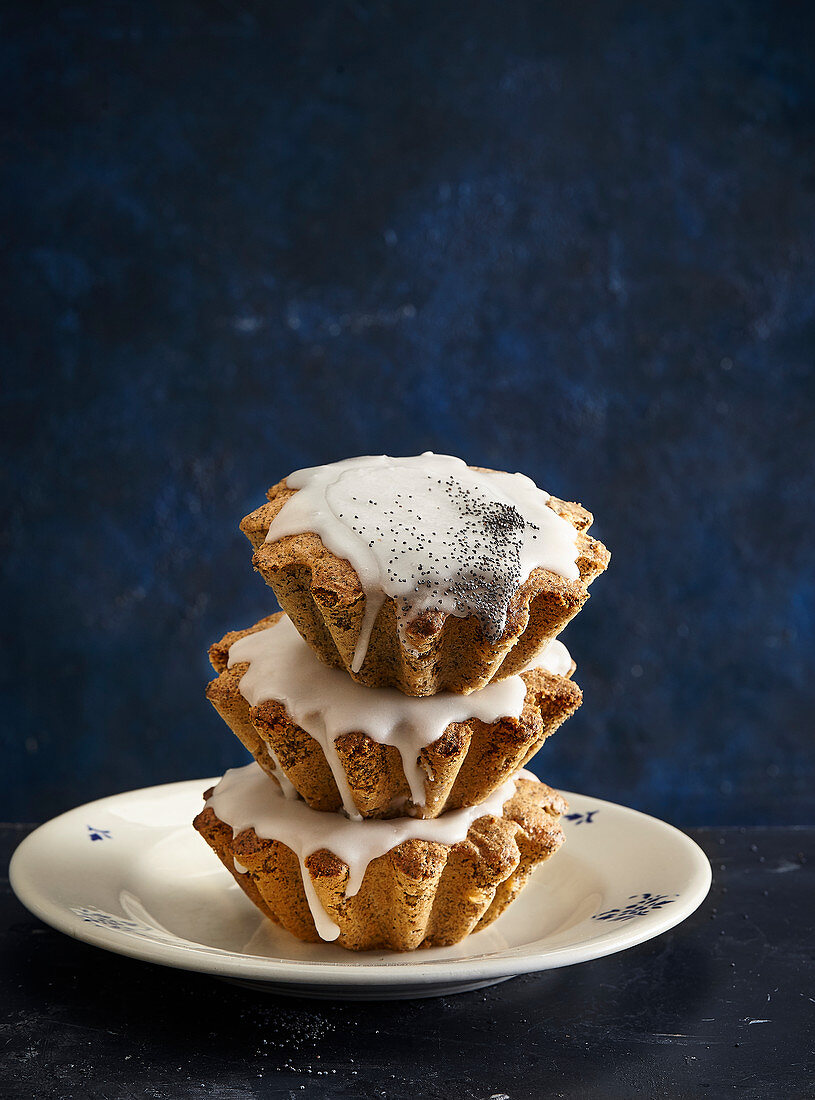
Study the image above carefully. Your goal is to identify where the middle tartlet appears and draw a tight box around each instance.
[206,612,582,820]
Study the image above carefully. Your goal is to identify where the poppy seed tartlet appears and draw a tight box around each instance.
[240,454,609,695]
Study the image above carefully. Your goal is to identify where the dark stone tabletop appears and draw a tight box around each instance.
[2,825,813,1100]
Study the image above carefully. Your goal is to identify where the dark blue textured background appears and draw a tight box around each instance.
[3,1,814,824]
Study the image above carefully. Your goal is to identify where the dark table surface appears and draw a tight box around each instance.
[2,825,812,1100]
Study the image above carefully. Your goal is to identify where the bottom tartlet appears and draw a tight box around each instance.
[193,762,567,952]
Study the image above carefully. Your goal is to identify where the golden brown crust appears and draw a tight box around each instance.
[206,613,582,819]
[193,775,566,951]
[208,612,281,674]
[239,476,609,695]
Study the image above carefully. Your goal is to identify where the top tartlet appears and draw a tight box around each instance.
[240,453,609,695]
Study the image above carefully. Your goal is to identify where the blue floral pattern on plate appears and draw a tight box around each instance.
[564,809,599,825]
[593,892,679,921]
[86,826,112,841]
[71,906,152,934]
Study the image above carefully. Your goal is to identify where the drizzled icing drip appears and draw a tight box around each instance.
[521,637,572,678]
[228,615,572,819]
[264,742,298,800]
[207,761,520,941]
[265,454,579,671]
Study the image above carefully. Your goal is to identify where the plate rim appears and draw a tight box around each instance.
[9,777,712,988]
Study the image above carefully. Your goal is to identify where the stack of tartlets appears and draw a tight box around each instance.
[195,454,609,951]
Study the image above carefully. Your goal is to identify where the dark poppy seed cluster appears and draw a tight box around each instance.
[346,473,538,644]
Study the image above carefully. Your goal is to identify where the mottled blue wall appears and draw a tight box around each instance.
[3,1,814,824]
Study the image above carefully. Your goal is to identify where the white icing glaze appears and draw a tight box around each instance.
[207,761,520,941]
[521,637,572,678]
[264,742,299,800]
[228,615,572,819]
[265,453,580,670]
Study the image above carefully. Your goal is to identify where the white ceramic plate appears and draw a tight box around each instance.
[9,778,711,1000]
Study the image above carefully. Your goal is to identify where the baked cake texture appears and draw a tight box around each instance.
[206,612,582,819]
[240,471,609,695]
[193,772,567,951]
